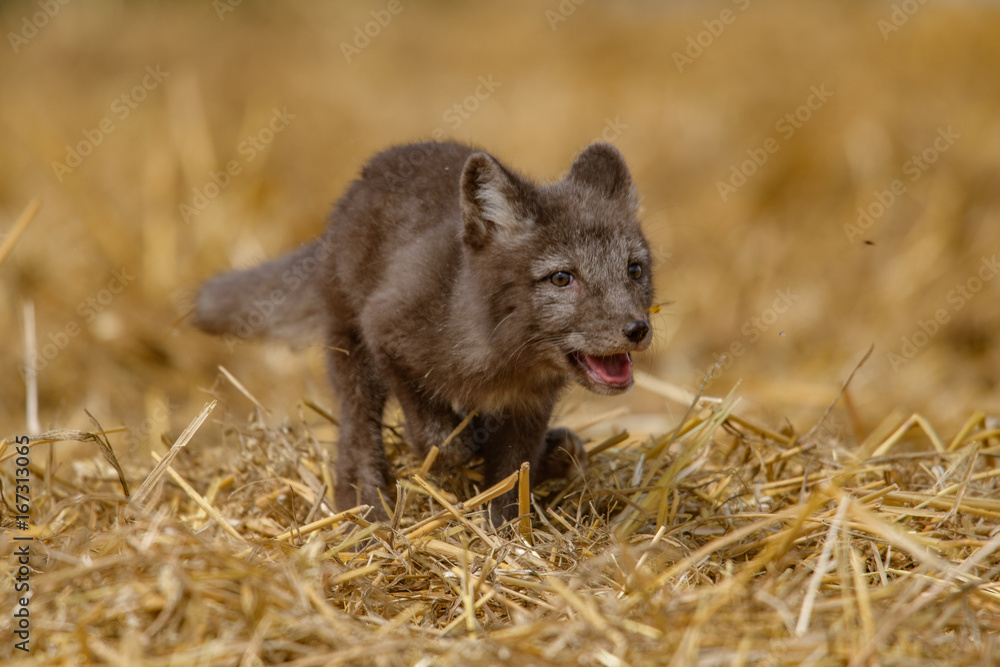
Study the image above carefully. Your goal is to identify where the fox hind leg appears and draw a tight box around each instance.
[326,332,394,519]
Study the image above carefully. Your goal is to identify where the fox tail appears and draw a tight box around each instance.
[192,241,327,345]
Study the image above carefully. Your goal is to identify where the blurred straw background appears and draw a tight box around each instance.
[1,0,999,440]
[2,1,1000,664]
[0,2,1000,440]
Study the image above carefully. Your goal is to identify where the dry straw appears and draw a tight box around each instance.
[2,370,999,665]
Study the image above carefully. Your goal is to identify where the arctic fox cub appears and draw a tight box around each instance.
[194,141,654,524]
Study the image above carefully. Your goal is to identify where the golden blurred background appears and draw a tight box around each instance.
[3,0,1000,455]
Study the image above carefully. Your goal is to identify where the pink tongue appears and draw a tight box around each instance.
[582,353,632,386]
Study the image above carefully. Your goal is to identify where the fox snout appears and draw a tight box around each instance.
[623,319,650,345]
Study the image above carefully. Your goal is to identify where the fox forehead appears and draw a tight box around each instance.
[528,225,650,282]
[537,183,645,244]
[530,192,649,267]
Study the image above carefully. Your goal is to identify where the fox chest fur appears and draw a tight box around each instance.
[194,140,655,524]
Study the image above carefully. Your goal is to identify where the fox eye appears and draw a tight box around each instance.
[550,271,574,287]
[628,263,643,280]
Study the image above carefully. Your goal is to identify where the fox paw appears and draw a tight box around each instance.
[433,427,478,470]
[537,427,588,484]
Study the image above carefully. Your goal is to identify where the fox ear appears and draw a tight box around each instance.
[461,153,533,248]
[568,142,638,208]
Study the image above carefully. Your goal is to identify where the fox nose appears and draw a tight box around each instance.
[623,319,650,344]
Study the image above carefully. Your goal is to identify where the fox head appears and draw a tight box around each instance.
[460,142,654,395]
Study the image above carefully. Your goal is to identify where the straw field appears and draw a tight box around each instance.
[2,1,1000,664]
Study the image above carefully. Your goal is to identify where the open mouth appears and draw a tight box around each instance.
[570,351,633,389]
